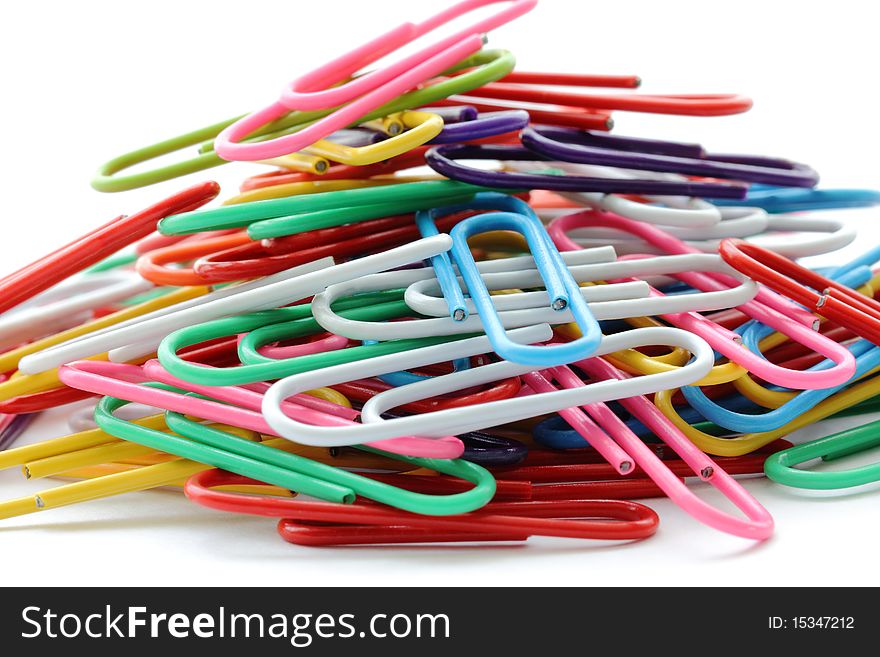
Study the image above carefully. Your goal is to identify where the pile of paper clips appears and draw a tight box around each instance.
[2,0,880,547]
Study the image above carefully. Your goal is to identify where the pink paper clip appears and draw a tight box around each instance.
[57,360,464,459]
[531,356,774,540]
[548,210,856,390]
[235,331,350,360]
[215,0,537,161]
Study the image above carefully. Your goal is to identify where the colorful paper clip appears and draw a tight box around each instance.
[5,0,880,555]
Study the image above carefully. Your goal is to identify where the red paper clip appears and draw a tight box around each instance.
[719,239,880,345]
[445,69,751,120]
[0,182,219,315]
[185,470,660,546]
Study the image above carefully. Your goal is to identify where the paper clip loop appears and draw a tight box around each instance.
[215,0,536,161]
[418,193,602,365]
[764,419,880,490]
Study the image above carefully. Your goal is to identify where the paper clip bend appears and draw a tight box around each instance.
[185,469,660,545]
[522,126,820,188]
[262,324,713,447]
[426,142,747,198]
[720,239,880,346]
[764,419,880,490]
[429,109,529,144]
[568,356,774,540]
[301,111,443,166]
[92,49,513,192]
[87,391,492,515]
[417,192,602,366]
[279,0,536,112]
[215,0,535,161]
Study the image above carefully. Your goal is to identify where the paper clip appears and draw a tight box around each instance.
[74,390,494,515]
[91,49,514,192]
[262,324,713,447]
[720,239,880,345]
[764,419,880,490]
[415,192,602,365]
[521,126,820,188]
[331,363,522,414]
[57,357,462,459]
[18,237,448,373]
[215,0,536,161]
[548,211,857,389]
[450,212,602,366]
[0,182,218,315]
[427,142,748,198]
[712,185,880,213]
[460,70,753,117]
[185,469,660,545]
[679,261,880,433]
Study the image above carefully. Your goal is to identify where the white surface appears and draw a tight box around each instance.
[1,0,879,586]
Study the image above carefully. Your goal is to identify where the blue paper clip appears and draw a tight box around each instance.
[360,340,470,387]
[532,257,877,446]
[683,339,880,433]
[714,185,880,213]
[532,414,594,449]
[417,192,603,367]
[681,249,880,433]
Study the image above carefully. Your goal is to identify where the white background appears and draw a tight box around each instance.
[1,0,879,586]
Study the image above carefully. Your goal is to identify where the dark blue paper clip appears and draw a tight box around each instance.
[429,109,530,144]
[0,413,36,452]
